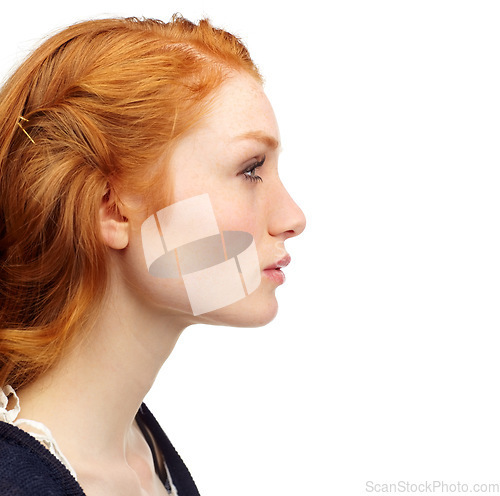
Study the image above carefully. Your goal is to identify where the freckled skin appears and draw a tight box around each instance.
[118,72,306,328]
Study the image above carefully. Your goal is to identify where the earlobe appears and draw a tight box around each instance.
[100,189,129,250]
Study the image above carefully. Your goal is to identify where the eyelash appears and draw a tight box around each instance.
[242,156,265,183]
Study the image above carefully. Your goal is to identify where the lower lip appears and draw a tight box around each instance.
[263,268,286,285]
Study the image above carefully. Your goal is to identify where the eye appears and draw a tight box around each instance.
[242,156,265,183]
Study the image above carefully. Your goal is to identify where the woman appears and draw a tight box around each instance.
[0,15,305,496]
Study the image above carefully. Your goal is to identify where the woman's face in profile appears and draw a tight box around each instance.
[121,72,306,328]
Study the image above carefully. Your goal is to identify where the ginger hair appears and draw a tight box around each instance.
[0,15,262,389]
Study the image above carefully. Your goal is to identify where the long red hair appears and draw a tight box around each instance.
[0,15,261,389]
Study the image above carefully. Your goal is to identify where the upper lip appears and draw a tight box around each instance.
[264,254,291,270]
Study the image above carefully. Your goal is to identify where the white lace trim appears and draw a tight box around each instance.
[0,385,78,480]
[0,385,19,423]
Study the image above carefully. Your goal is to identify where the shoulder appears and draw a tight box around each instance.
[0,421,85,496]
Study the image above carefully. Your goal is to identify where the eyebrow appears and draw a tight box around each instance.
[233,131,281,151]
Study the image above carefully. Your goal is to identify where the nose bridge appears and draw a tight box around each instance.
[267,177,306,238]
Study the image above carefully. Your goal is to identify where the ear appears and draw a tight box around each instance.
[100,188,129,250]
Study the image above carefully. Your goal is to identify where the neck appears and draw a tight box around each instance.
[16,275,189,464]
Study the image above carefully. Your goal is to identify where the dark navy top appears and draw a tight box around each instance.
[0,403,200,496]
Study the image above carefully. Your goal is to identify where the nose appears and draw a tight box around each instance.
[267,180,306,240]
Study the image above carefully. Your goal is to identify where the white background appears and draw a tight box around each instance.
[1,1,500,495]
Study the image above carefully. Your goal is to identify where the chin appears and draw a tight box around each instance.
[195,289,279,328]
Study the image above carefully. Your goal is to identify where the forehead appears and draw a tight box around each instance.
[201,72,280,145]
[163,72,280,199]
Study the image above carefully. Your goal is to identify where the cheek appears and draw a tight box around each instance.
[211,193,263,236]
[118,231,194,316]
[134,193,267,318]
[210,197,270,270]
[215,210,258,237]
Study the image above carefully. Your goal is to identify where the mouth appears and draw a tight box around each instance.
[263,254,291,271]
[262,255,291,285]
